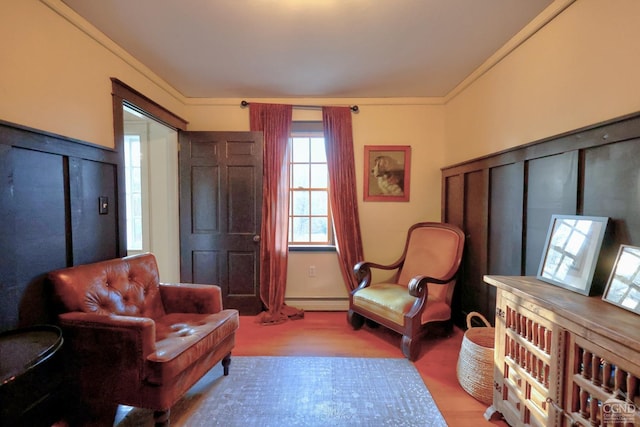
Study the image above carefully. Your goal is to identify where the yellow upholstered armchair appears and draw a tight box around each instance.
[348,222,465,361]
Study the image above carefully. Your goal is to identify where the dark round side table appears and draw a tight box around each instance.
[0,324,64,426]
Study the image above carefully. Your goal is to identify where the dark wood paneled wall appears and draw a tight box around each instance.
[0,121,122,331]
[442,112,640,327]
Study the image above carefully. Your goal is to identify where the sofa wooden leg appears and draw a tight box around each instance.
[153,409,170,427]
[222,353,232,376]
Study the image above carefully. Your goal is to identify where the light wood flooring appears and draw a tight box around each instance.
[234,311,508,427]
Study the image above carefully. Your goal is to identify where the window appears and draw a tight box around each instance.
[289,123,333,247]
[124,134,143,251]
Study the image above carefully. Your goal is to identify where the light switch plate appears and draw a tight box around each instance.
[99,196,108,215]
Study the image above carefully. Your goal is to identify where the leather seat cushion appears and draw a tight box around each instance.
[353,283,451,326]
[145,310,239,385]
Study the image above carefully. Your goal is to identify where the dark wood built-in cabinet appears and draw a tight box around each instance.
[442,112,640,327]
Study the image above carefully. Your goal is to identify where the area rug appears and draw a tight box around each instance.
[116,356,447,427]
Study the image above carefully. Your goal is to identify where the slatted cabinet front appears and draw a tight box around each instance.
[485,276,640,427]
[565,334,640,426]
[493,289,564,427]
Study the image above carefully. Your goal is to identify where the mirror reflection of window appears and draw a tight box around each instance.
[542,219,594,282]
[607,246,640,310]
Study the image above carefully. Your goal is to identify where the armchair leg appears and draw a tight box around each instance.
[153,409,170,427]
[222,353,232,376]
[401,335,420,361]
[347,310,365,330]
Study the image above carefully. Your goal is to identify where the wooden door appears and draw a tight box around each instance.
[179,131,263,314]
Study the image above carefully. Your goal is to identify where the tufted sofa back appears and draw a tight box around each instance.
[49,253,166,319]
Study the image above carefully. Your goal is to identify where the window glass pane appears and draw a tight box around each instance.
[310,217,328,242]
[291,217,309,242]
[310,190,328,215]
[131,193,142,217]
[131,167,142,192]
[291,137,309,162]
[292,191,309,215]
[124,136,143,252]
[131,217,143,250]
[130,140,141,167]
[310,138,326,162]
[292,164,309,188]
[310,164,328,188]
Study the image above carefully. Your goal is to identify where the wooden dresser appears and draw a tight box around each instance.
[483,275,640,427]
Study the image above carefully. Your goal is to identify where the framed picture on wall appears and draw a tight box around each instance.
[537,214,609,295]
[363,145,411,202]
[602,245,640,315]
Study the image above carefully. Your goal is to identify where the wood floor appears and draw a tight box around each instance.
[234,311,508,427]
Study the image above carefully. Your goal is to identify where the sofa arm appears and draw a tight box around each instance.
[58,312,156,393]
[159,283,223,314]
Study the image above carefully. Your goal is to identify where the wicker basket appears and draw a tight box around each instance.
[456,311,495,405]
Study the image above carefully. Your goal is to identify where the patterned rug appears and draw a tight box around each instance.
[116,356,447,427]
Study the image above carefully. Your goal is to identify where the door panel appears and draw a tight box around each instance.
[179,131,263,314]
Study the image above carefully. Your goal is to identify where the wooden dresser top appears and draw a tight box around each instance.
[484,275,640,354]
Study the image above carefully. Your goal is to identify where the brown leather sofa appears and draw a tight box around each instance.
[48,253,239,426]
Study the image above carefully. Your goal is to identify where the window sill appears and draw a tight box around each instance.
[289,245,336,253]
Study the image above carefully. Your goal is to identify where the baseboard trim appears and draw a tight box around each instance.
[285,298,348,311]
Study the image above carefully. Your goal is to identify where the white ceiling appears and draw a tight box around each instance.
[61,0,555,99]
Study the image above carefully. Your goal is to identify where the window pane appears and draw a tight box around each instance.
[292,164,309,188]
[291,137,309,162]
[130,217,143,250]
[291,217,309,242]
[292,191,309,215]
[310,217,328,242]
[131,193,142,217]
[310,164,328,188]
[310,190,328,215]
[310,138,326,162]
[131,167,142,192]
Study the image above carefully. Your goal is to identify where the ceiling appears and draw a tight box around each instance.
[61,0,555,99]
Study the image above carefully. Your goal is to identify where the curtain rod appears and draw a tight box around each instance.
[240,100,358,113]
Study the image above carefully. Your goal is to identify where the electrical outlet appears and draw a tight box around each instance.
[308,265,316,277]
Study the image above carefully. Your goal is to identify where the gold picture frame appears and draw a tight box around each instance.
[363,145,410,202]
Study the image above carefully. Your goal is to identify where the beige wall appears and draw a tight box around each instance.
[444,0,640,166]
[0,0,186,148]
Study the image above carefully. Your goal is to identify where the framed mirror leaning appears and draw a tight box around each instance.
[602,245,640,315]
[537,214,609,295]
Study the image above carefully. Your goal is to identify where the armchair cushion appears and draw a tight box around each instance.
[148,310,238,384]
[352,283,451,325]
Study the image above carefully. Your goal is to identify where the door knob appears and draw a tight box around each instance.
[253,235,261,242]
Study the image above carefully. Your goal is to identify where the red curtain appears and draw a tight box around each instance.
[249,103,303,324]
[322,106,365,291]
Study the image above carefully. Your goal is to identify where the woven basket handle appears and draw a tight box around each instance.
[466,311,491,329]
